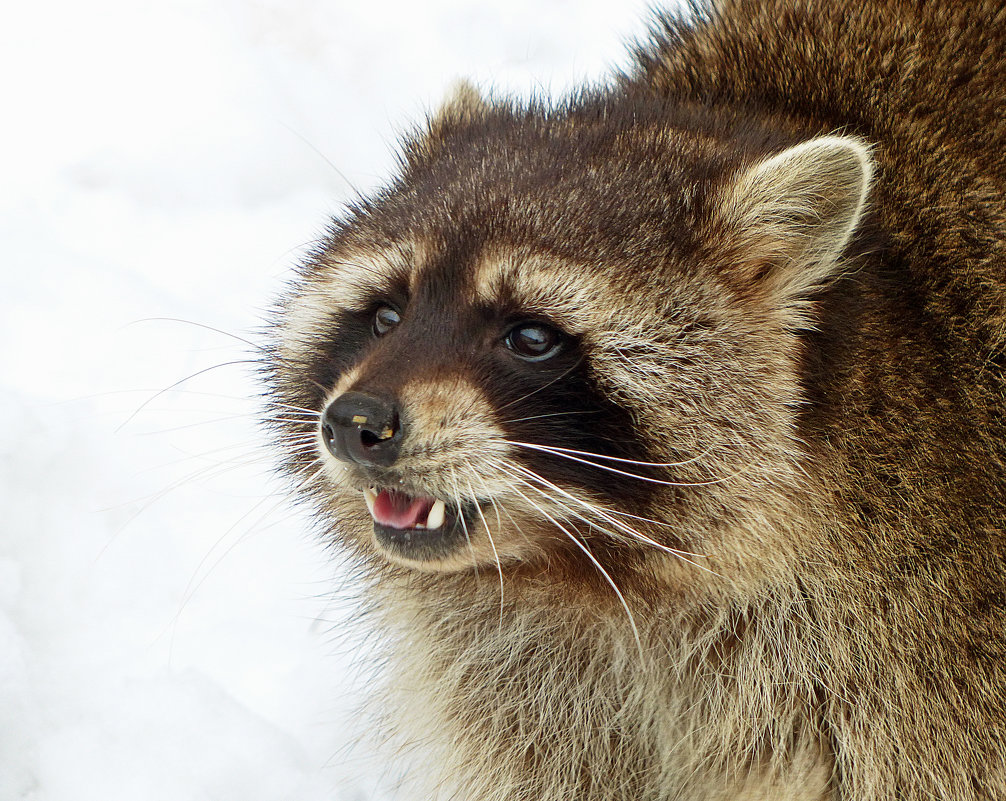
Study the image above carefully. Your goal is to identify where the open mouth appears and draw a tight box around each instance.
[363,488,447,530]
[362,487,472,561]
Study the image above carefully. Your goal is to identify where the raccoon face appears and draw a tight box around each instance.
[276,242,665,573]
[268,97,871,584]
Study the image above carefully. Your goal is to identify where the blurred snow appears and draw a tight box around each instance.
[0,1,656,798]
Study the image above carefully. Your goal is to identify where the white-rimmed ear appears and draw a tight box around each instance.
[720,135,873,311]
[429,80,487,131]
[412,80,489,162]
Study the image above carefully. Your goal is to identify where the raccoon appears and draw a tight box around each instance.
[266,1,1006,799]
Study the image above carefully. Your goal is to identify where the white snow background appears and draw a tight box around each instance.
[1,1,659,798]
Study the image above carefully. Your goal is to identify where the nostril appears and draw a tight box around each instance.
[359,414,398,449]
[320,416,343,460]
[321,420,337,445]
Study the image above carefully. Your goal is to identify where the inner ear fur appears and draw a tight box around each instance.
[719,135,873,312]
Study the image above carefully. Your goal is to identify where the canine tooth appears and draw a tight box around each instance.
[363,487,377,516]
[426,499,446,530]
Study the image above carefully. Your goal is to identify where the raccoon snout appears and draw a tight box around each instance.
[321,391,403,468]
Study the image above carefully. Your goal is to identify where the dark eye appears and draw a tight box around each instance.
[373,305,400,336]
[504,322,564,362]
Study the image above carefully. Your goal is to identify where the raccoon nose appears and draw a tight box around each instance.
[320,391,403,468]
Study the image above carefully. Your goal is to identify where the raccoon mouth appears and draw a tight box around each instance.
[362,487,447,531]
[362,487,472,561]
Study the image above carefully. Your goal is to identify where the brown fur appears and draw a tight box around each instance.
[266,1,1006,798]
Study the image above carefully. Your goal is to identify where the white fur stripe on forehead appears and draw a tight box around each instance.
[472,246,628,337]
[278,244,416,364]
[318,244,417,312]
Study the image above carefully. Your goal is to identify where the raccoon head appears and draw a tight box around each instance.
[267,90,871,593]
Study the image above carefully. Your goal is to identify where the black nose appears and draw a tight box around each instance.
[321,391,403,467]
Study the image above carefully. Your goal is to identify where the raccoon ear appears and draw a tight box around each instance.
[720,135,873,312]
[410,80,489,163]
[428,80,487,133]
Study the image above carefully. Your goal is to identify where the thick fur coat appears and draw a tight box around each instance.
[267,1,1006,798]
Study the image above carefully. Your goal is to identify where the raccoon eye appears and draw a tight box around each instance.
[373,305,401,337]
[504,322,564,362]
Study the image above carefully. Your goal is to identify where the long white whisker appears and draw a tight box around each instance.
[500,461,722,578]
[264,401,322,417]
[130,317,270,356]
[505,461,683,548]
[467,478,505,629]
[282,444,324,459]
[273,442,321,456]
[267,418,321,427]
[177,463,325,612]
[504,440,714,469]
[134,414,277,436]
[164,463,326,656]
[505,440,732,487]
[505,482,644,659]
[449,468,479,578]
[117,360,260,433]
[478,472,530,549]
[270,431,319,442]
[500,410,601,425]
[495,358,584,412]
[263,407,321,418]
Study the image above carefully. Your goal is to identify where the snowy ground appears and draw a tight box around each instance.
[1,2,658,798]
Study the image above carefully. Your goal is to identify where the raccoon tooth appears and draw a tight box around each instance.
[426,499,446,530]
[363,487,377,516]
